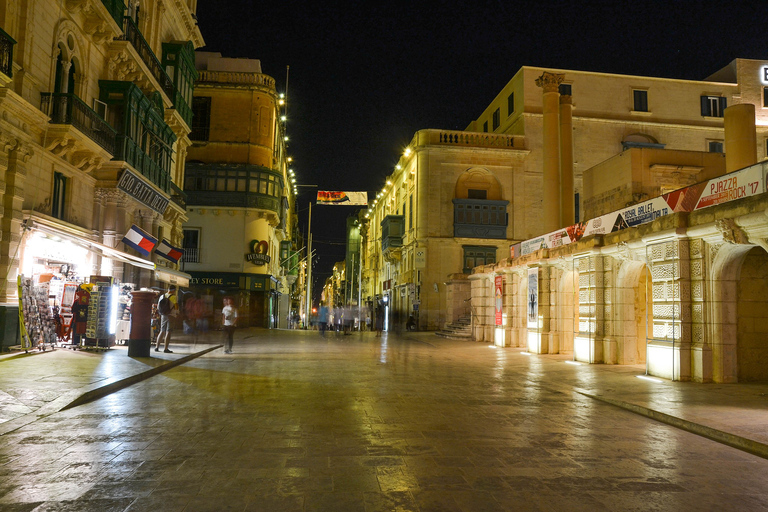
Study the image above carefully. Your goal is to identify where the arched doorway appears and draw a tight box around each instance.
[736,247,768,381]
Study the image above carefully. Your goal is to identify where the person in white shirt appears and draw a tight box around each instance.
[221,297,238,354]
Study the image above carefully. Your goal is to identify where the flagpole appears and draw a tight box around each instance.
[305,201,312,328]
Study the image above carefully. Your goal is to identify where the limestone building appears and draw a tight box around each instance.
[182,52,297,328]
[360,58,768,332]
[0,1,203,347]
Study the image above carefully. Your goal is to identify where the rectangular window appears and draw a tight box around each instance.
[52,172,67,220]
[633,90,648,112]
[701,95,727,117]
[467,189,487,200]
[409,194,413,229]
[483,120,488,132]
[559,84,572,96]
[763,87,768,108]
[463,246,497,273]
[507,92,515,117]
[190,97,211,141]
[708,140,724,153]
[492,108,500,130]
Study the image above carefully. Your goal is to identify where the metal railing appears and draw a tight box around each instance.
[0,27,16,78]
[181,247,199,263]
[119,16,174,100]
[40,92,117,154]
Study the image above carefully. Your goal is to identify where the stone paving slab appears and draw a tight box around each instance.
[0,329,766,455]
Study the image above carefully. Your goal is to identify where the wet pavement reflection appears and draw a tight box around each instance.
[1,329,767,511]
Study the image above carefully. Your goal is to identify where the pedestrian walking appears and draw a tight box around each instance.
[375,299,384,337]
[155,285,178,353]
[318,303,329,336]
[221,296,238,353]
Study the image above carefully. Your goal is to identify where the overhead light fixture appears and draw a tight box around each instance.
[404,147,412,157]
[281,116,287,122]
[284,136,289,141]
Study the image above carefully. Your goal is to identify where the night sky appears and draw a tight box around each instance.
[196,0,764,298]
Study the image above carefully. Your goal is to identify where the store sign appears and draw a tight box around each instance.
[245,239,270,265]
[761,65,768,85]
[117,169,170,214]
[188,272,240,287]
[414,248,426,268]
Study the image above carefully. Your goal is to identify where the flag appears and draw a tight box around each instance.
[155,239,184,263]
[121,224,157,257]
[316,191,368,205]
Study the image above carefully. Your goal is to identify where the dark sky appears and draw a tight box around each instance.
[196,0,765,296]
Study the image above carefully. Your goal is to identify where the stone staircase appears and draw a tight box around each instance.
[435,315,473,340]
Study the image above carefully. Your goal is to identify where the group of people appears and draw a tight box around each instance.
[151,286,238,354]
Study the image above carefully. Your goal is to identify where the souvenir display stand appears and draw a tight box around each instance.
[84,283,117,350]
[115,284,134,344]
[17,277,56,351]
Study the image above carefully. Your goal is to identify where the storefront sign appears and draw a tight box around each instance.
[117,169,170,214]
[188,272,240,288]
[246,239,270,265]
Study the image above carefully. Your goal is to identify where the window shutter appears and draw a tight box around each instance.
[700,96,710,116]
[721,96,727,111]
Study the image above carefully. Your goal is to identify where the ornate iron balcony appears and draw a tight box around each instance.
[119,17,174,100]
[0,27,16,78]
[40,92,117,154]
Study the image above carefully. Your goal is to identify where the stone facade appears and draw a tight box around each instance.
[470,165,768,383]
[0,0,202,347]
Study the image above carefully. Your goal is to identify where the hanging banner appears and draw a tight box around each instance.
[494,275,503,326]
[527,268,538,329]
[121,225,157,257]
[317,191,368,205]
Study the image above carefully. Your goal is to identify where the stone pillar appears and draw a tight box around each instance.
[574,254,605,363]
[724,103,756,174]
[646,238,692,381]
[535,72,564,234]
[0,141,31,303]
[559,93,574,227]
[538,265,555,354]
[688,238,711,382]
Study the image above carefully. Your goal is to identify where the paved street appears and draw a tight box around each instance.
[1,329,767,511]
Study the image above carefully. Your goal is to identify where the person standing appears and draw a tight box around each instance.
[318,303,329,337]
[155,286,177,353]
[221,297,238,354]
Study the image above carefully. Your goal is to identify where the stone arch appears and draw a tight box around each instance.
[454,168,503,200]
[615,260,651,365]
[711,244,768,382]
[53,20,86,95]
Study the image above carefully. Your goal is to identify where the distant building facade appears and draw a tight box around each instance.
[361,59,768,332]
[182,52,297,328]
[0,0,203,347]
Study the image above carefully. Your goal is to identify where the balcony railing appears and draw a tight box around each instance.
[0,27,16,78]
[101,0,126,27]
[40,92,117,154]
[170,181,187,209]
[119,16,174,100]
[181,247,199,263]
[453,199,509,239]
[197,70,276,89]
[413,129,520,150]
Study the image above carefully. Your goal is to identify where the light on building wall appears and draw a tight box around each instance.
[386,180,392,185]
[284,136,289,141]
[281,115,287,122]
[404,147,412,157]
[396,164,401,170]
[291,178,296,183]
[287,157,292,162]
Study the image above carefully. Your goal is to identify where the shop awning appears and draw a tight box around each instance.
[25,214,153,272]
[154,265,190,287]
